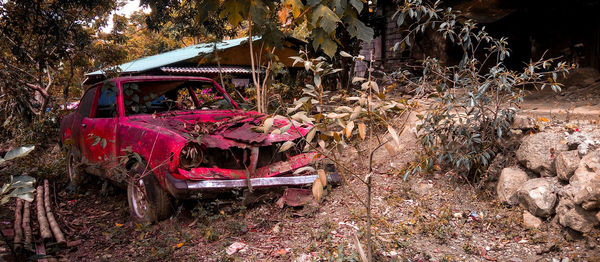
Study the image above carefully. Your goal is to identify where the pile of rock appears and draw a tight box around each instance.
[496,131,600,233]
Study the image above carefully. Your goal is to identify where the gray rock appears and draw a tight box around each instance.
[411,182,433,196]
[566,131,599,156]
[580,176,600,210]
[511,115,536,130]
[523,210,543,229]
[569,150,600,210]
[580,149,600,173]
[517,178,557,217]
[556,193,599,233]
[516,132,568,176]
[555,150,580,181]
[497,166,530,205]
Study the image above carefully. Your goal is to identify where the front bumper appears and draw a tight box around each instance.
[164,170,341,199]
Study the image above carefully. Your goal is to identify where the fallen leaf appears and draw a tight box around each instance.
[272,248,289,256]
[226,242,248,255]
[173,242,185,249]
[115,223,123,227]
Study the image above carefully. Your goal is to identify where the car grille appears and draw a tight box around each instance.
[202,139,306,172]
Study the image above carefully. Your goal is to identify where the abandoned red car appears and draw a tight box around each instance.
[60,76,339,222]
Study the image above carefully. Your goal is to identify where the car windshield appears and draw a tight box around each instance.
[122,80,234,116]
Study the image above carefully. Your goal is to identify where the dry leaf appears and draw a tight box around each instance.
[384,142,396,155]
[306,127,317,143]
[318,169,327,186]
[358,122,366,140]
[345,121,355,138]
[279,141,295,152]
[350,106,362,120]
[263,117,274,134]
[388,125,400,147]
[312,178,323,202]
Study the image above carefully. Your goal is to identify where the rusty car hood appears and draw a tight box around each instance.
[125,110,310,149]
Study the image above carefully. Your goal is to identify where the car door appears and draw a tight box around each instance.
[70,86,97,159]
[81,81,119,174]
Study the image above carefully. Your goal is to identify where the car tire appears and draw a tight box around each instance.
[67,149,86,187]
[126,161,172,222]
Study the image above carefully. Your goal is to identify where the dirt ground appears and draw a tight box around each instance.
[2,69,600,261]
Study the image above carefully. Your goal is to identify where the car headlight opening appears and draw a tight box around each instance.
[179,143,203,169]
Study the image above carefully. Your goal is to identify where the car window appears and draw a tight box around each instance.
[78,87,96,117]
[94,82,118,118]
[123,80,234,116]
[190,83,232,110]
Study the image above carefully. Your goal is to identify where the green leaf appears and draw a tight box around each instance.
[343,15,374,42]
[249,0,268,26]
[307,0,322,7]
[314,74,322,87]
[9,175,36,189]
[349,0,363,13]
[196,0,220,24]
[312,28,338,57]
[220,0,250,27]
[332,0,347,15]
[2,146,35,162]
[311,4,341,34]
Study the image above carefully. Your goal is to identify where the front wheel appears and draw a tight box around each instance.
[126,161,172,222]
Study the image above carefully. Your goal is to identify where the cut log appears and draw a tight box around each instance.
[22,199,32,247]
[13,198,23,250]
[35,240,49,262]
[36,185,52,240]
[43,180,65,244]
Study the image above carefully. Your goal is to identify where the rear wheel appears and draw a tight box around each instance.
[126,161,172,222]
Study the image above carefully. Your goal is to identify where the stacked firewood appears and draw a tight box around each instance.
[12,179,65,260]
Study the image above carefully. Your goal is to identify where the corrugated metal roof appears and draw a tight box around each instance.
[87,37,259,76]
[161,66,256,74]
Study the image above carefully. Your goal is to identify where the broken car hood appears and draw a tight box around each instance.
[126,110,310,149]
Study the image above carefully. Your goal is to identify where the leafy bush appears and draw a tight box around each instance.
[0,146,36,205]
[392,0,573,179]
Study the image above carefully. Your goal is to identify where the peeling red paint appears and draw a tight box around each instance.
[177,152,321,180]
